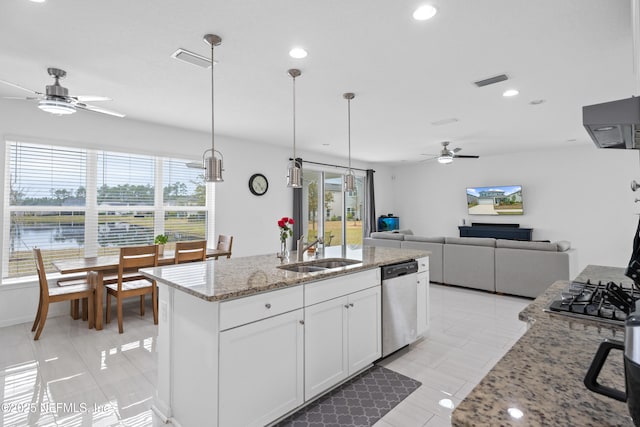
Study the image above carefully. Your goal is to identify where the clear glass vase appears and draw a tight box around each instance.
[278,240,289,262]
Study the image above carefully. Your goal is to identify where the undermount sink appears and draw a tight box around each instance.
[305,259,361,269]
[278,265,328,273]
[277,258,361,273]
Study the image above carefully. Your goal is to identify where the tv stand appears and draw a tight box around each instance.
[458,223,532,241]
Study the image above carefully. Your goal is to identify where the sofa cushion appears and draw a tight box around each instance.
[555,240,571,252]
[370,232,404,240]
[445,237,496,247]
[405,235,445,243]
[496,239,558,252]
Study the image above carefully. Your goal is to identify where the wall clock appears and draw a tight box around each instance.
[248,173,269,196]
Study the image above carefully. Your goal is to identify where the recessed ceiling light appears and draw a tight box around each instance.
[29,0,46,3]
[289,47,308,59]
[413,5,438,21]
[503,89,519,97]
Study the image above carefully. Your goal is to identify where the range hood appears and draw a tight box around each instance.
[583,96,640,149]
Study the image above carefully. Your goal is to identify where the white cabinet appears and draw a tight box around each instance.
[304,295,348,399]
[305,286,381,400]
[219,308,304,427]
[347,286,382,373]
[416,256,430,338]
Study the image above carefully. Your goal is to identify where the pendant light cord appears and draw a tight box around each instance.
[347,97,351,173]
[211,42,215,155]
[293,74,296,160]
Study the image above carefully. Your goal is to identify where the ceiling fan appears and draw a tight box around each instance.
[421,141,480,164]
[0,67,125,118]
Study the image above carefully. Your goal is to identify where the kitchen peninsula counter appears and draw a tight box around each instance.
[452,265,634,426]
[140,246,429,301]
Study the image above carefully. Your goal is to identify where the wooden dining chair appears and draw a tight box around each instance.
[174,240,207,264]
[105,245,158,334]
[32,248,94,340]
[216,235,233,259]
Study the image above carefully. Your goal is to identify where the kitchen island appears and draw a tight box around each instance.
[141,246,429,427]
[452,265,634,426]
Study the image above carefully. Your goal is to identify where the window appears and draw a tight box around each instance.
[3,140,209,279]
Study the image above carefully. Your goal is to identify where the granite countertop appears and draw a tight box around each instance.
[140,246,429,302]
[453,265,635,427]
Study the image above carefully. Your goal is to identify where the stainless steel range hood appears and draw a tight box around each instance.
[583,96,640,149]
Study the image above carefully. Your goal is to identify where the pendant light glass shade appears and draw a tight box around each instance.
[343,92,356,193]
[287,69,302,188]
[204,34,224,183]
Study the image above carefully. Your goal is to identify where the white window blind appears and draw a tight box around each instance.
[3,140,209,279]
[161,159,207,251]
[6,142,87,276]
[97,151,155,206]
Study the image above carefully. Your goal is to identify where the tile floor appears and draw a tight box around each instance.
[0,284,530,427]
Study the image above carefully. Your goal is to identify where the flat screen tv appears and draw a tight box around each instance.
[466,185,523,215]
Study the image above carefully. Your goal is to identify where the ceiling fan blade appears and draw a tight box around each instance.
[453,154,480,159]
[186,162,204,169]
[3,96,41,101]
[0,79,42,95]
[73,95,112,102]
[76,102,125,118]
[452,147,462,153]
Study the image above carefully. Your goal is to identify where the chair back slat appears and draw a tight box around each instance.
[117,245,158,288]
[175,240,207,264]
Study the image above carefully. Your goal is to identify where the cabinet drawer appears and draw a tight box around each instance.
[220,285,303,331]
[305,269,380,307]
[416,257,429,273]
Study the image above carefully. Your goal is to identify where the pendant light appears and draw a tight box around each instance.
[203,33,224,182]
[343,92,356,192]
[286,69,302,188]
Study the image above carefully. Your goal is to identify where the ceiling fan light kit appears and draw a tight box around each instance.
[343,92,356,193]
[437,154,453,164]
[1,67,125,117]
[286,68,302,188]
[38,99,76,115]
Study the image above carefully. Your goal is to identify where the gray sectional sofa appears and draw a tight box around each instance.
[363,230,577,298]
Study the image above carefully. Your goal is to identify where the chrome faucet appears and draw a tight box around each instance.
[297,235,324,261]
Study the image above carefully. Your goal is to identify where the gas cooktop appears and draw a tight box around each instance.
[545,279,639,326]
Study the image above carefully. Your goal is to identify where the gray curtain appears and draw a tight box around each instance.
[292,158,303,249]
[363,169,376,237]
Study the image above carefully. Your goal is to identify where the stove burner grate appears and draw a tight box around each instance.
[546,280,639,325]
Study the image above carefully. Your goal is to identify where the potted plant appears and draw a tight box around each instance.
[154,234,169,255]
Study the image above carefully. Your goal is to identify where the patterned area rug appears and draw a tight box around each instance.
[274,365,421,427]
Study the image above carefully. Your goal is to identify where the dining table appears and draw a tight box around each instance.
[52,248,232,330]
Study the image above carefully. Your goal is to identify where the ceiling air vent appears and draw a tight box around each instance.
[171,48,214,69]
[473,74,508,87]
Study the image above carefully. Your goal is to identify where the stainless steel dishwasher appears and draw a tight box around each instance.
[381,260,419,357]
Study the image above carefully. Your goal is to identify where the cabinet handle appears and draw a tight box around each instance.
[299,320,305,325]
[265,303,271,309]
[344,304,350,309]
[349,303,354,307]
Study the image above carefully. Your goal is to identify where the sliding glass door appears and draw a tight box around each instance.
[301,169,363,253]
